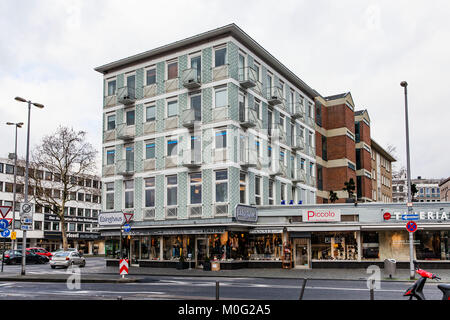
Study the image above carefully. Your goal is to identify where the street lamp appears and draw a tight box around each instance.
[6,122,24,250]
[400,81,415,280]
[14,96,44,276]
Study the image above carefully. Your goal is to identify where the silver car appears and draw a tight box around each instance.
[50,251,86,269]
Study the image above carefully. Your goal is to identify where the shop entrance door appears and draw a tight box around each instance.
[196,238,207,268]
[130,239,140,266]
[293,238,310,269]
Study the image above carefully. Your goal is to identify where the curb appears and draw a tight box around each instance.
[0,277,138,284]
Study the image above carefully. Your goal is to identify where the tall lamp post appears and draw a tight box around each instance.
[14,97,44,276]
[400,81,415,280]
[6,122,24,250]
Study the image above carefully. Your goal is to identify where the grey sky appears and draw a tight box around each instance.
[1,0,449,179]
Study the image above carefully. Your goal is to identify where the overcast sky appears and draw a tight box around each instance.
[0,0,449,179]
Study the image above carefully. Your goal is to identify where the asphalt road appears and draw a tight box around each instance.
[0,276,444,300]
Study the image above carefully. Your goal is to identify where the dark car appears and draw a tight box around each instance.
[2,250,49,265]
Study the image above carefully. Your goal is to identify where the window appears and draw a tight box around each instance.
[166,175,177,206]
[280,148,286,165]
[106,149,115,165]
[78,193,84,201]
[281,183,286,202]
[85,193,92,202]
[190,93,202,121]
[107,80,116,96]
[255,175,262,205]
[33,221,42,231]
[309,162,314,177]
[77,208,84,217]
[167,60,178,80]
[214,87,227,108]
[269,180,274,205]
[215,129,227,149]
[167,100,178,117]
[124,180,134,209]
[254,98,261,119]
[190,173,202,204]
[126,109,135,126]
[106,182,114,210]
[254,61,261,81]
[5,164,14,174]
[144,177,155,208]
[0,163,3,173]
[279,114,285,130]
[145,140,156,159]
[267,73,273,93]
[69,223,76,232]
[240,172,247,204]
[85,209,91,217]
[146,68,156,85]
[5,183,13,193]
[167,137,178,157]
[214,47,227,67]
[107,114,115,131]
[215,170,228,203]
[146,105,156,122]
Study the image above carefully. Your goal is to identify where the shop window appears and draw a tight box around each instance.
[248,234,283,261]
[416,231,449,260]
[311,232,358,260]
[362,232,379,260]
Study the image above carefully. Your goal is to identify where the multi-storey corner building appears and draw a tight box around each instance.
[393,171,442,203]
[0,157,104,254]
[440,177,450,202]
[314,93,395,203]
[95,24,318,266]
[371,139,395,203]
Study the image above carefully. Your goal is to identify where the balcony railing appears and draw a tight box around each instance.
[293,169,307,184]
[181,68,201,89]
[212,105,229,122]
[164,78,179,93]
[238,66,257,89]
[274,124,287,144]
[143,83,157,98]
[271,161,287,177]
[266,86,284,106]
[103,164,115,177]
[104,94,117,107]
[212,64,229,81]
[181,148,202,169]
[291,101,305,119]
[116,123,135,141]
[116,159,134,176]
[292,136,305,151]
[308,175,317,188]
[240,147,257,168]
[117,86,136,105]
[308,145,316,157]
[306,116,315,128]
[239,106,258,128]
[212,148,228,162]
[181,108,201,129]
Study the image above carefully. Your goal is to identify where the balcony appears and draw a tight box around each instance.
[266,86,284,106]
[143,83,157,98]
[164,78,179,93]
[308,145,316,157]
[116,123,135,141]
[212,148,228,163]
[292,136,305,151]
[103,164,115,177]
[212,64,229,81]
[291,101,305,119]
[143,121,156,134]
[115,159,134,177]
[142,158,156,172]
[104,95,117,108]
[212,105,229,122]
[181,148,202,169]
[292,169,307,184]
[239,106,258,129]
[306,116,315,128]
[270,161,287,177]
[273,124,287,145]
[103,130,116,142]
[181,108,200,129]
[238,66,257,89]
[181,68,201,89]
[117,87,136,105]
[308,175,317,188]
[240,147,257,168]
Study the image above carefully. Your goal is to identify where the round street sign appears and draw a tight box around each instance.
[383,212,391,220]
[22,203,32,213]
[406,221,418,233]
[0,229,10,238]
[0,219,9,230]
[123,224,131,233]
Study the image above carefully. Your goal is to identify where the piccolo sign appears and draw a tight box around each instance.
[385,211,449,221]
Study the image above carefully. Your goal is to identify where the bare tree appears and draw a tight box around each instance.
[24,126,98,251]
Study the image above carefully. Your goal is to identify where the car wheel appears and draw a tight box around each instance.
[51,265,56,269]
[81,261,86,268]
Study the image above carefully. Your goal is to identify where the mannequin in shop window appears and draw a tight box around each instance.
[264,236,272,258]
[274,235,282,260]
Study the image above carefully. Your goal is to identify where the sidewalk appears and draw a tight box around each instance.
[100,266,450,282]
[0,273,138,283]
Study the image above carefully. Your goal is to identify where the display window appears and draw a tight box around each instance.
[105,238,121,259]
[416,231,450,260]
[362,231,380,260]
[311,232,358,260]
[248,234,283,260]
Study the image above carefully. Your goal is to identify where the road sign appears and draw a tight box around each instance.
[0,219,9,230]
[0,206,11,218]
[119,259,129,276]
[123,212,134,224]
[11,232,16,240]
[21,224,33,231]
[406,221,418,233]
[402,214,419,221]
[20,202,33,219]
[21,218,33,224]
[383,212,391,220]
[0,229,10,238]
[123,224,131,233]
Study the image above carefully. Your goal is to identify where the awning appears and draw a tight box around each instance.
[287,225,360,232]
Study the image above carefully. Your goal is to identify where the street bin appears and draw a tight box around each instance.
[384,259,397,278]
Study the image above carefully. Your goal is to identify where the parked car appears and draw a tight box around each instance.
[27,247,53,259]
[50,251,86,269]
[50,248,77,256]
[2,250,49,265]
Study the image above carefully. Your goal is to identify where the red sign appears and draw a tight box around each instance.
[383,212,391,220]
[123,212,134,224]
[0,206,11,219]
[119,258,129,275]
[406,221,418,233]
[6,219,12,225]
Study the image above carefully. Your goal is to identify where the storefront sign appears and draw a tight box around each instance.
[249,229,283,234]
[98,211,125,226]
[387,211,449,221]
[45,214,97,223]
[235,205,258,222]
[302,209,341,222]
[44,231,101,240]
